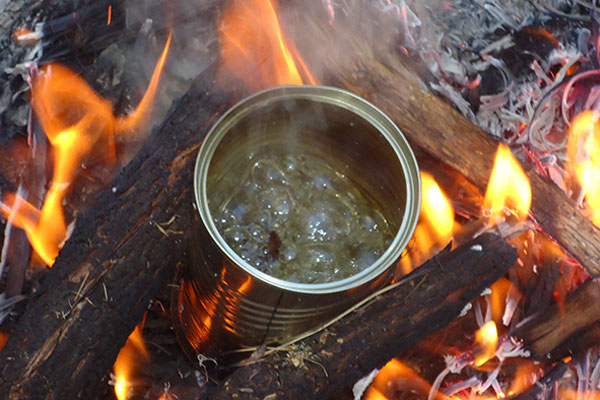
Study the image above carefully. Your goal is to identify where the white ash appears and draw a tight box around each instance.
[470,244,483,251]
[384,0,593,171]
[352,368,379,400]
[459,302,472,317]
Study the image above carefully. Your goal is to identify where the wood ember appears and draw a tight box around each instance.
[206,233,517,400]
[0,64,234,400]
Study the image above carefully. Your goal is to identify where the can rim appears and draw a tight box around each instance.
[194,85,421,294]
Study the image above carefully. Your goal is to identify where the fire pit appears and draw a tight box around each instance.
[0,0,599,400]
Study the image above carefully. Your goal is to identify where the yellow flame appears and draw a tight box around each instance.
[218,0,317,91]
[473,321,498,367]
[484,144,531,224]
[400,172,454,275]
[0,35,171,266]
[567,110,600,226]
[421,173,454,240]
[364,388,388,400]
[113,322,149,400]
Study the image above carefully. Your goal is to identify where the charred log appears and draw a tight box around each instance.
[511,279,600,362]
[0,66,236,400]
[332,57,600,277]
[206,234,517,400]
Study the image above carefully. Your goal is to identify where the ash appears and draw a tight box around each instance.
[396,0,596,177]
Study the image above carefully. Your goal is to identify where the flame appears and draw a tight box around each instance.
[0,35,171,266]
[364,388,388,400]
[484,144,531,224]
[113,321,149,400]
[506,361,538,397]
[366,359,450,400]
[567,110,600,226]
[400,172,454,275]
[473,321,498,367]
[489,277,522,326]
[218,0,317,91]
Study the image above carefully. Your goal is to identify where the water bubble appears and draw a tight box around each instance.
[212,152,394,283]
[256,210,272,229]
[362,215,378,231]
[231,203,249,221]
[281,245,297,262]
[312,176,331,189]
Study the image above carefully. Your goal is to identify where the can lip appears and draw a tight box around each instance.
[195,85,421,294]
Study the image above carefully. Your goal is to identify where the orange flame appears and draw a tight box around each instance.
[113,321,149,400]
[489,277,521,326]
[400,172,454,275]
[506,361,538,397]
[473,321,498,367]
[0,35,171,266]
[484,144,531,224]
[567,110,600,226]
[366,359,450,400]
[218,0,317,91]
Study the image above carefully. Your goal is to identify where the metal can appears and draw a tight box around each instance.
[173,85,420,359]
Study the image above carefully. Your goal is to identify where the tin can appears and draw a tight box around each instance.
[173,85,420,359]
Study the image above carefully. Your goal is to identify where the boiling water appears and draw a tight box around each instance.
[211,152,394,284]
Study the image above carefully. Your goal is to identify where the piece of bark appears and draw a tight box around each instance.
[207,233,517,400]
[0,65,235,399]
[510,279,600,361]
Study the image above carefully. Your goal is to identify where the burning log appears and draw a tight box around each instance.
[331,57,600,276]
[283,3,600,275]
[511,279,600,362]
[0,67,234,400]
[206,233,517,400]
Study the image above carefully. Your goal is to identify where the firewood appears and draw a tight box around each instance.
[206,233,517,400]
[0,66,234,400]
[510,279,600,361]
[332,55,600,276]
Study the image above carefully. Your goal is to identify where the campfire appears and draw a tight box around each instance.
[0,0,599,399]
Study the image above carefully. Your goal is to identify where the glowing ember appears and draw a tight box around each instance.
[113,322,149,400]
[483,144,531,224]
[218,0,317,91]
[400,172,454,274]
[12,27,41,45]
[567,110,600,226]
[0,34,171,267]
[473,321,498,367]
[0,331,7,351]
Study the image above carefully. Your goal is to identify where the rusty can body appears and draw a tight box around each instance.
[173,85,420,359]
